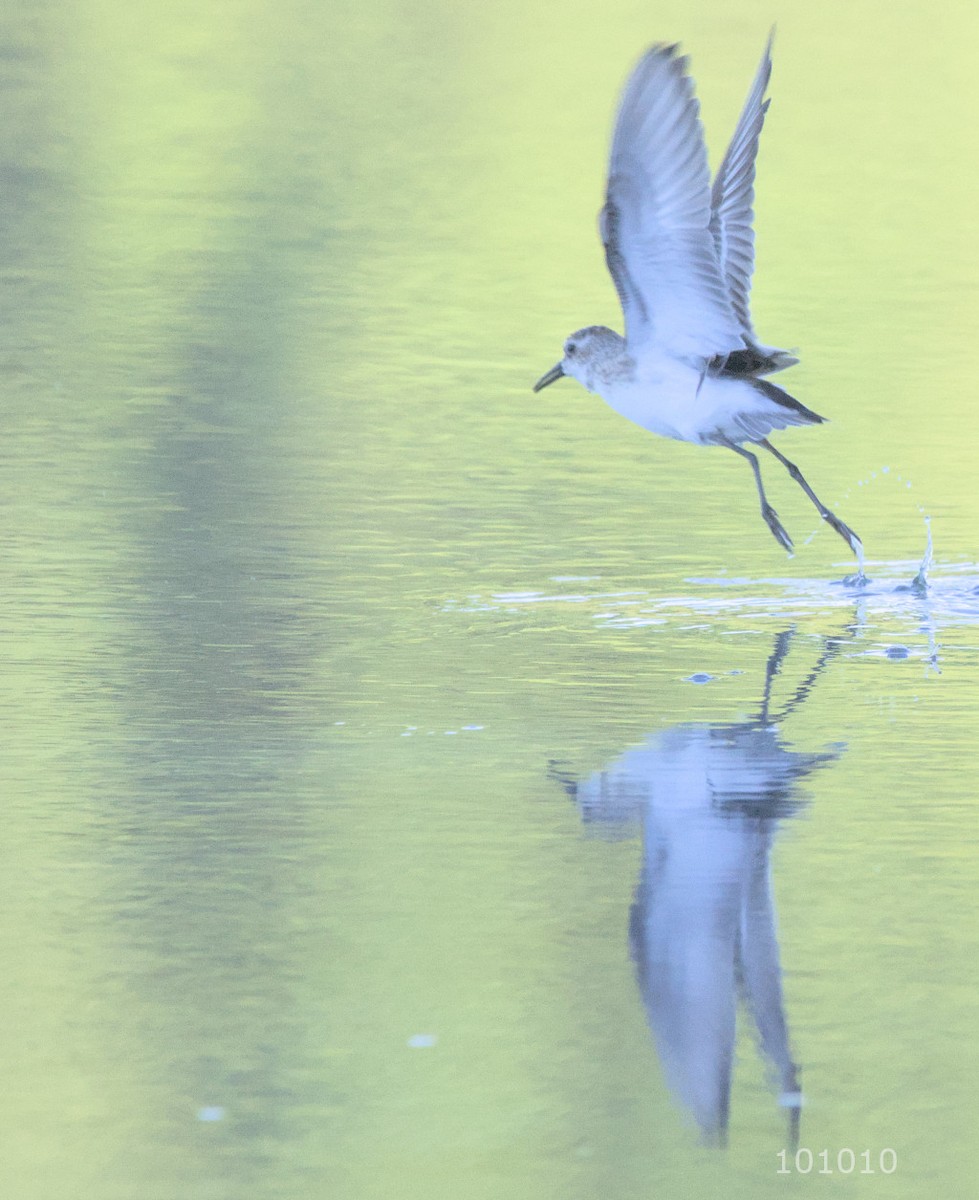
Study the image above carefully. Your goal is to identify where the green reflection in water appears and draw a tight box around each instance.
[1,0,978,1197]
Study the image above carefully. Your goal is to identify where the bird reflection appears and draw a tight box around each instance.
[552,629,849,1148]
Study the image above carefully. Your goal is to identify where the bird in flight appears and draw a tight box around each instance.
[533,34,862,560]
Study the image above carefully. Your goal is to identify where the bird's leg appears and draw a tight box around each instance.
[724,440,793,553]
[760,440,862,559]
[759,628,795,723]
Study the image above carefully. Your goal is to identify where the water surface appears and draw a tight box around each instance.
[2,1,978,1197]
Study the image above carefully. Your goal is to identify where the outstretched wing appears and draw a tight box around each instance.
[600,44,743,362]
[709,31,773,340]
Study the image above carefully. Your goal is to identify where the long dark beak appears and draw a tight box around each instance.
[533,363,564,393]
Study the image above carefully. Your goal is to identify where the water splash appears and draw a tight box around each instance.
[842,536,868,588]
[441,562,979,656]
[833,465,937,590]
[911,516,933,594]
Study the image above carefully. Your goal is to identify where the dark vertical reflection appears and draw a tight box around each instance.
[51,16,366,1183]
[554,629,853,1146]
[117,253,322,1153]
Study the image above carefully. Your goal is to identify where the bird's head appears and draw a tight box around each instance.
[533,325,627,394]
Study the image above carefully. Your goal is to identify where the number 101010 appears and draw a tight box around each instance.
[776,1148,897,1174]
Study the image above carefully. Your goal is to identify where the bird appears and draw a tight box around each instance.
[533,33,862,560]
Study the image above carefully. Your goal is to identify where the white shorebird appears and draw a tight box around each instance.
[533,35,861,559]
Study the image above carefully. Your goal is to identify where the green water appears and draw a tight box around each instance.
[2,1,978,1197]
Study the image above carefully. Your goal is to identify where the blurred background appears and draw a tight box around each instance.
[1,0,977,1196]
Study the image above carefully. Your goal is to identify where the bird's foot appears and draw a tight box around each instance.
[762,504,794,554]
[824,512,868,585]
[822,510,862,559]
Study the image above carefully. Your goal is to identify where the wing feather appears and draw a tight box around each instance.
[600,44,743,361]
[709,31,773,339]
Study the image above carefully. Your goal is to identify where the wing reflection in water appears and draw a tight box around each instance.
[553,630,849,1148]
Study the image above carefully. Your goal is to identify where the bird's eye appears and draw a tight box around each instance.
[566,342,577,356]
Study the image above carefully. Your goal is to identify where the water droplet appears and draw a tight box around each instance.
[407,1034,438,1048]
[197,1106,226,1122]
[685,673,713,684]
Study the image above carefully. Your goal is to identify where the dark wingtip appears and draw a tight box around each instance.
[640,42,686,70]
[752,377,825,425]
